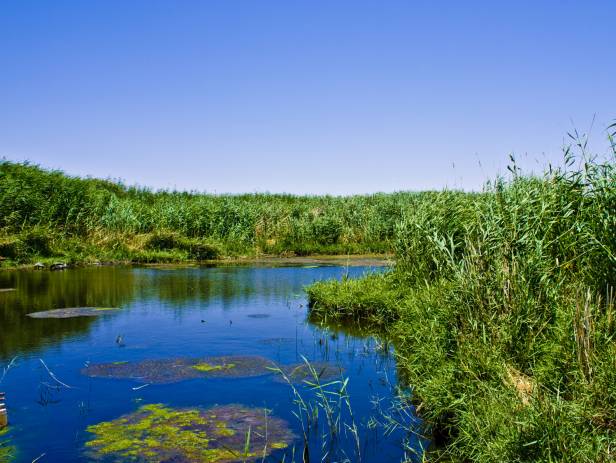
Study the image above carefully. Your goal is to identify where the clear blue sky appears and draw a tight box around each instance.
[1,1,614,194]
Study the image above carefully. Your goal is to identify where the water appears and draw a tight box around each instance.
[0,265,425,462]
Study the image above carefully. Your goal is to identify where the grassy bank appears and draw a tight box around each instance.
[307,132,616,461]
[0,161,432,267]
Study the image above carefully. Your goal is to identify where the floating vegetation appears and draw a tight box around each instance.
[192,362,235,373]
[246,313,270,319]
[82,356,274,384]
[277,362,344,384]
[27,307,120,319]
[0,428,15,462]
[85,403,294,463]
[83,356,344,386]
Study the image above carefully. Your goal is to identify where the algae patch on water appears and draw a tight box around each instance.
[27,307,120,319]
[82,356,274,384]
[192,362,235,373]
[0,428,16,463]
[85,403,294,463]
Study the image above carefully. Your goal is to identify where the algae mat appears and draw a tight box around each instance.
[0,427,16,463]
[85,403,294,463]
[82,356,275,384]
[83,356,344,385]
[27,307,120,319]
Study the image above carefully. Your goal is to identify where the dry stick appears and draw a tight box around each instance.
[131,384,150,391]
[38,359,73,389]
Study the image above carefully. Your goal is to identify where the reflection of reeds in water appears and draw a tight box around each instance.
[0,268,135,359]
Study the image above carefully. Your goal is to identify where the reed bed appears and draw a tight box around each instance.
[307,128,616,461]
[0,161,426,265]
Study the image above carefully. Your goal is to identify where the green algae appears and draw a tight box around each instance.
[27,307,121,319]
[192,362,235,373]
[0,428,15,463]
[82,356,274,384]
[83,355,344,386]
[85,403,294,463]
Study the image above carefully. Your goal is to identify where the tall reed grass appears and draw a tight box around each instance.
[0,161,427,264]
[307,127,616,461]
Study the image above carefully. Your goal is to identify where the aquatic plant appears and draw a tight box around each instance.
[192,362,235,373]
[27,307,120,318]
[85,403,294,463]
[83,356,346,388]
[277,362,343,384]
[82,356,275,384]
[0,428,16,463]
[272,357,361,463]
[307,128,616,462]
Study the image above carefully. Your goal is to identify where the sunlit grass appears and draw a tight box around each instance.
[307,127,616,462]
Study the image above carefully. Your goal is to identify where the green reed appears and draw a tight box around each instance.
[0,161,429,265]
[307,126,616,462]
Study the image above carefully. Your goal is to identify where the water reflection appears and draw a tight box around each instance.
[0,266,364,360]
[0,265,424,463]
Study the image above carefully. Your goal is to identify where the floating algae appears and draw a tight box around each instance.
[82,356,274,384]
[27,307,120,319]
[85,403,294,463]
[0,428,16,463]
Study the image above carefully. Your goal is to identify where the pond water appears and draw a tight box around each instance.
[0,265,425,463]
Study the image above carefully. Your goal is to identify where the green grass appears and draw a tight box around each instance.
[0,161,429,266]
[307,127,616,462]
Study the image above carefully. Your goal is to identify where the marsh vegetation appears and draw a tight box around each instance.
[307,129,616,461]
[0,161,419,266]
[0,127,614,462]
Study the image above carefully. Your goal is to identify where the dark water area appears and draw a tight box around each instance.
[0,265,425,463]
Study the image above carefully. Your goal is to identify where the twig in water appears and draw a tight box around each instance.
[39,359,73,389]
[132,384,150,391]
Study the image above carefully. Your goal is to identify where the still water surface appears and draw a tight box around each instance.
[0,265,424,462]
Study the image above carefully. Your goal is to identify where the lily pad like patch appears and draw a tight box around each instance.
[85,403,294,463]
[27,307,120,318]
[82,356,275,384]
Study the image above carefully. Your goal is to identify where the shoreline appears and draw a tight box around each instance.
[0,254,394,272]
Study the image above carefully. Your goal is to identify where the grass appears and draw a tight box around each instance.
[307,126,616,462]
[0,160,429,266]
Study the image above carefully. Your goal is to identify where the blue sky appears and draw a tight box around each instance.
[1,1,614,194]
